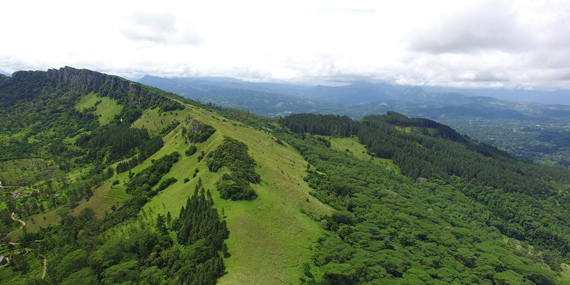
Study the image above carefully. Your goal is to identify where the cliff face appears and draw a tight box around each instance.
[6,66,151,100]
[46,66,150,100]
[2,67,186,113]
[47,66,108,90]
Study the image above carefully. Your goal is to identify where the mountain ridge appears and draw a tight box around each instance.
[3,67,570,284]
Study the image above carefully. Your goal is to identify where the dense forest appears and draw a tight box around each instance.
[278,112,570,284]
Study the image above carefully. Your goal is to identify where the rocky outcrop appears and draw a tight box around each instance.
[8,67,181,109]
[45,66,155,101]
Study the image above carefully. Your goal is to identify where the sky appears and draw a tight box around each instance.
[1,0,570,89]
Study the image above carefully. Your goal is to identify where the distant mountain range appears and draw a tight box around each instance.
[140,75,570,106]
[139,75,570,121]
[421,85,570,106]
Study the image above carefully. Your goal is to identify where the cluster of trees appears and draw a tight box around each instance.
[116,136,164,173]
[159,121,180,136]
[281,132,563,285]
[207,137,260,200]
[7,150,229,284]
[173,179,229,284]
[78,125,151,162]
[0,208,17,243]
[125,153,180,197]
[279,113,358,137]
[185,145,197,156]
[100,153,180,232]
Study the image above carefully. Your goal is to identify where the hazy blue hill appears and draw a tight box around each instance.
[422,85,570,105]
[304,81,402,106]
[139,75,311,97]
[398,86,430,101]
[139,75,317,116]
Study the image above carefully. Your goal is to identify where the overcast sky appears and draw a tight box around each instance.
[1,0,570,89]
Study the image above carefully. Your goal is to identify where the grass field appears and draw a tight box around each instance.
[329,136,401,173]
[21,183,128,233]
[75,92,123,125]
[19,206,69,233]
[132,107,192,135]
[136,106,332,284]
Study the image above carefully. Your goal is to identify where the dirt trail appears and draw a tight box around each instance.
[38,254,47,279]
[2,212,26,237]
[10,212,25,227]
[6,212,25,237]
[2,212,46,279]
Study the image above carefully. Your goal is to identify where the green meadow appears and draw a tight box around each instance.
[75,92,123,125]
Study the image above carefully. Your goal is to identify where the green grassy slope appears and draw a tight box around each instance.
[15,101,331,284]
[132,107,192,135]
[75,92,123,125]
[329,136,400,173]
[140,106,332,284]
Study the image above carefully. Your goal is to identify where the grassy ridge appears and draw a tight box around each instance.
[139,106,331,284]
[17,102,331,284]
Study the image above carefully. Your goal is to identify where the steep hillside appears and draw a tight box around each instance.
[0,67,330,284]
[278,113,570,284]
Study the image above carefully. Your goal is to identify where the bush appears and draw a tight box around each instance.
[208,137,260,200]
[185,145,197,156]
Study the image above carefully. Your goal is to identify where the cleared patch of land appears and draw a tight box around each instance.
[75,92,123,125]
[329,136,401,173]
[131,107,191,135]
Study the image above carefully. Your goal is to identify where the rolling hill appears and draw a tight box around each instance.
[2,67,570,284]
[141,75,570,167]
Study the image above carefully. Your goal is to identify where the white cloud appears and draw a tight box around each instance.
[1,0,570,89]
[120,11,203,45]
